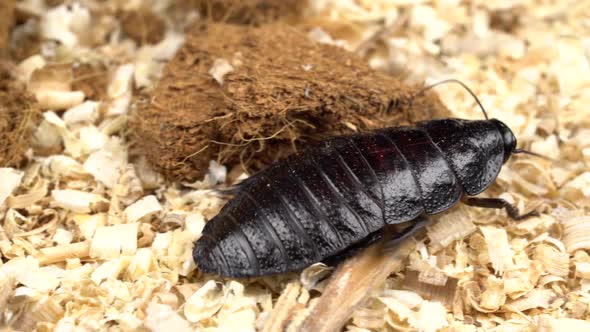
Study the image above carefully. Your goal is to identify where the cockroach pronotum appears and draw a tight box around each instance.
[193,79,547,278]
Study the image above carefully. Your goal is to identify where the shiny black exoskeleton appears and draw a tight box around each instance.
[193,118,526,278]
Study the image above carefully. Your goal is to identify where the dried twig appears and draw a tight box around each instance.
[298,229,417,332]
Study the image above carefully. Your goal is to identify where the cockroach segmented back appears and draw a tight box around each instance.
[193,80,541,278]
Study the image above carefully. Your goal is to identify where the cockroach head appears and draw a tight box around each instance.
[490,119,517,163]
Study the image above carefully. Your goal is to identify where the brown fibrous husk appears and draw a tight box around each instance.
[130,22,449,182]
[119,8,166,46]
[194,0,305,25]
[0,0,16,58]
[0,62,41,167]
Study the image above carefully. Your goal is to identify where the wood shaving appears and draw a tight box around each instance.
[208,58,234,86]
[28,64,85,110]
[0,168,23,207]
[145,302,192,332]
[537,315,590,331]
[39,3,90,47]
[82,137,127,188]
[51,189,108,213]
[505,289,557,312]
[562,216,590,253]
[404,270,458,309]
[300,263,333,292]
[534,243,570,277]
[409,300,449,332]
[6,178,47,209]
[263,282,309,332]
[15,55,45,82]
[479,276,506,312]
[183,280,223,323]
[1,257,59,292]
[62,101,100,125]
[133,32,184,89]
[480,226,514,274]
[40,111,83,157]
[123,195,162,223]
[427,208,477,252]
[90,223,138,259]
[379,289,423,322]
[41,155,89,180]
[575,262,590,280]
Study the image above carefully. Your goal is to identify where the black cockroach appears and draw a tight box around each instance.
[193,79,545,278]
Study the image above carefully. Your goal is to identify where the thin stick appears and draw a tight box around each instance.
[298,230,416,332]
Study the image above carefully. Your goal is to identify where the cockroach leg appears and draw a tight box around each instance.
[322,231,384,266]
[383,216,429,251]
[462,197,539,221]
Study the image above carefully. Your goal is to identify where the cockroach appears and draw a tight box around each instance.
[193,79,546,278]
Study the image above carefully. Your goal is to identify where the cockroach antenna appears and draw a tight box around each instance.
[413,78,489,120]
[513,148,555,162]
[413,79,554,162]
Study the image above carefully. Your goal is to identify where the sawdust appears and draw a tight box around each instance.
[130,22,449,182]
[0,62,41,167]
[0,0,15,58]
[195,0,305,25]
[120,8,166,46]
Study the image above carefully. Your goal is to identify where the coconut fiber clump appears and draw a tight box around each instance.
[120,8,166,46]
[0,0,15,58]
[0,62,41,167]
[130,22,449,182]
[195,0,305,25]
